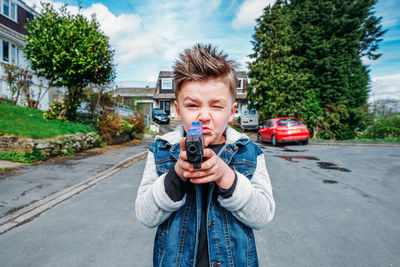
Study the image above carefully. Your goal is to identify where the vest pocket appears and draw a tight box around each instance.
[230,159,256,179]
[155,156,176,175]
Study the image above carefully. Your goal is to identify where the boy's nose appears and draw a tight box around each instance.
[197,108,211,122]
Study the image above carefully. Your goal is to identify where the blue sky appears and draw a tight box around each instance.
[24,0,400,101]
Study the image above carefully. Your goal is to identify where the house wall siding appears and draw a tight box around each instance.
[0,6,33,35]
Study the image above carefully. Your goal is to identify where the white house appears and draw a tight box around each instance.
[0,0,57,110]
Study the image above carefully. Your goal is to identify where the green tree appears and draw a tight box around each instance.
[247,0,385,139]
[24,3,115,120]
[247,0,321,130]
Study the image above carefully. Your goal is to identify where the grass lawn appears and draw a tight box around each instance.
[0,101,96,139]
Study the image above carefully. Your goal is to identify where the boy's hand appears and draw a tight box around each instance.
[174,138,192,182]
[183,148,235,189]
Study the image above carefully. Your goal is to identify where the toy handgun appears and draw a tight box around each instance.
[185,122,204,169]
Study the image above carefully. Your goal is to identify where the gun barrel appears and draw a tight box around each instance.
[185,122,204,169]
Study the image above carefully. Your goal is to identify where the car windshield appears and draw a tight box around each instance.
[153,109,166,115]
[277,119,303,126]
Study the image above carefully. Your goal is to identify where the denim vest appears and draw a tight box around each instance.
[150,136,263,267]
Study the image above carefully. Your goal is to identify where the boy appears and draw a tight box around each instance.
[135,44,275,267]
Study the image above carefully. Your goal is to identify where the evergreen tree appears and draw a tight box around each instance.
[248,0,385,139]
[247,0,320,129]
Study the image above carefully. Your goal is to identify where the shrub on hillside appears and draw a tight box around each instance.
[43,102,69,121]
[360,116,400,139]
[131,112,145,136]
[98,110,123,144]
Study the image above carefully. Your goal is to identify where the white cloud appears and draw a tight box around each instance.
[21,0,256,83]
[370,73,400,101]
[232,0,274,29]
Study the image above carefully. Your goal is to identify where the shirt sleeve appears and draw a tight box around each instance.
[135,151,187,228]
[216,172,238,199]
[164,163,190,202]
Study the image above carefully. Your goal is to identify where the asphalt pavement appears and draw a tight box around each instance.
[0,135,399,266]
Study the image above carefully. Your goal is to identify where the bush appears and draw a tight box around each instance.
[360,116,400,139]
[98,110,123,144]
[43,102,69,121]
[76,113,99,129]
[131,112,145,136]
[0,149,45,163]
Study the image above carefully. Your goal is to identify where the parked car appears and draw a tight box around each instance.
[257,117,310,146]
[240,109,259,131]
[77,101,103,115]
[114,105,135,118]
[152,108,170,124]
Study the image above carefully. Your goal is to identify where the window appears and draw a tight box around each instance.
[237,78,245,89]
[3,0,9,17]
[277,118,302,126]
[10,1,15,20]
[161,78,173,90]
[11,44,17,64]
[160,101,170,115]
[2,40,20,65]
[3,40,9,62]
[2,0,17,21]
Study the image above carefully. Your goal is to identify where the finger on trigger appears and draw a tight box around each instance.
[180,138,186,151]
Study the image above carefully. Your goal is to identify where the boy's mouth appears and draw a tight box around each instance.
[202,127,212,135]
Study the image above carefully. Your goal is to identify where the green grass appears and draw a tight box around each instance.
[0,102,96,139]
[230,125,242,132]
[144,128,158,136]
[0,149,45,163]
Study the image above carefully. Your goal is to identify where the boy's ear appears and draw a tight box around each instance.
[174,100,181,120]
[228,102,238,123]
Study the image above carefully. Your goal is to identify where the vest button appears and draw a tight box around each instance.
[208,220,215,227]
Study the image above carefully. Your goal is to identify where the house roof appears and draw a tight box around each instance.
[157,70,247,79]
[158,71,174,78]
[113,87,154,97]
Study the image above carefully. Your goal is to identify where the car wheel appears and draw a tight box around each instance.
[301,139,309,145]
[271,135,279,146]
[257,133,263,143]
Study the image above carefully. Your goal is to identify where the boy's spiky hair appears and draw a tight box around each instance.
[173,43,238,101]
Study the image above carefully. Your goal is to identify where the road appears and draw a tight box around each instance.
[0,139,399,266]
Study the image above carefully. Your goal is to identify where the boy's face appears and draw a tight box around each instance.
[174,77,237,146]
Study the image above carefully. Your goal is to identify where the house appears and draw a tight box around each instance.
[153,71,175,116]
[153,70,250,120]
[0,0,56,110]
[112,85,155,115]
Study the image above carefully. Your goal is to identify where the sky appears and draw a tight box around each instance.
[23,0,400,102]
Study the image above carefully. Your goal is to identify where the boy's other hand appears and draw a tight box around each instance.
[183,148,235,189]
[174,138,192,182]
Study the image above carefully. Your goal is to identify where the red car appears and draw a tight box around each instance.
[257,117,310,146]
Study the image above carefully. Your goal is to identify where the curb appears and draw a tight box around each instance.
[0,150,148,235]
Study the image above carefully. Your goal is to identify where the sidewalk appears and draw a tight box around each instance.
[0,138,153,220]
[0,160,22,169]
